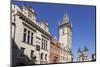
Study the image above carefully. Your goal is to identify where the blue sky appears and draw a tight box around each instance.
[13,1,96,61]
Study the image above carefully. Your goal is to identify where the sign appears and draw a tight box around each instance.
[36,45,40,51]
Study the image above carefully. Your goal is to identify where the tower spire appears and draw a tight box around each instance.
[63,13,69,23]
[58,20,61,26]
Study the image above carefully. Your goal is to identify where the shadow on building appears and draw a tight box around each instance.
[12,39,37,67]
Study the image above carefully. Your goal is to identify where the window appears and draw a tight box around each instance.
[42,39,43,49]
[46,41,47,50]
[53,56,57,63]
[23,28,34,45]
[20,47,25,57]
[62,28,65,35]
[30,33,33,44]
[45,54,47,60]
[27,31,30,44]
[44,40,47,50]
[41,38,48,50]
[44,40,45,50]
[41,53,43,60]
[31,50,34,58]
[23,28,27,42]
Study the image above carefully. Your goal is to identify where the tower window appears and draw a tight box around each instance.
[62,28,65,35]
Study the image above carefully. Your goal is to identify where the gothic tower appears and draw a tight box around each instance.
[59,13,72,51]
[83,46,88,61]
[59,13,72,62]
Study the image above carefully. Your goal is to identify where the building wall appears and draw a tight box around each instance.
[50,39,60,63]
[59,26,72,51]
[60,47,68,62]
[12,4,50,65]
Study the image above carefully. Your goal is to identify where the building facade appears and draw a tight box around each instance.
[59,14,73,62]
[12,4,51,65]
[50,37,61,63]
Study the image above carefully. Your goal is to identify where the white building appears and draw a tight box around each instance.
[12,4,51,65]
[59,14,73,62]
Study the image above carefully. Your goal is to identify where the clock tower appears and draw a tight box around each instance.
[59,13,72,52]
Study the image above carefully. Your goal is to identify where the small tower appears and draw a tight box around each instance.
[77,46,89,62]
[83,46,88,61]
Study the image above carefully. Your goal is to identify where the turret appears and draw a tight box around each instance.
[83,46,88,57]
[22,4,36,22]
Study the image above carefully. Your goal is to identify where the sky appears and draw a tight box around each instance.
[13,1,96,61]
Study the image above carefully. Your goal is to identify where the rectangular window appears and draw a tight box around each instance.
[46,41,47,50]
[23,28,34,45]
[41,38,47,50]
[41,53,43,60]
[62,28,65,35]
[31,50,34,58]
[27,31,30,44]
[31,33,33,45]
[44,40,45,50]
[42,39,43,49]
[23,28,27,42]
[45,54,47,60]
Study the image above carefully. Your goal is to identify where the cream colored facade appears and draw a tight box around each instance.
[12,4,50,65]
[59,14,73,62]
